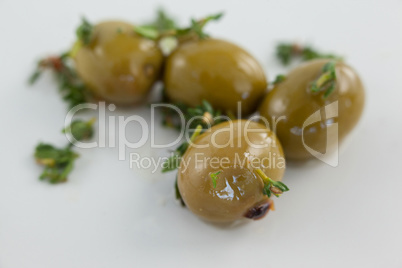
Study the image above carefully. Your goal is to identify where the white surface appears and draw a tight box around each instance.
[1,0,402,267]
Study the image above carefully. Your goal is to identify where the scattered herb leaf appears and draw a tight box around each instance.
[63,118,96,142]
[29,52,90,109]
[34,119,95,184]
[34,143,78,184]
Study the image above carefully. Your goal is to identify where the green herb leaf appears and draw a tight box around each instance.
[276,43,296,65]
[310,61,338,98]
[29,69,42,85]
[324,81,336,98]
[255,169,289,198]
[76,17,93,45]
[29,53,90,109]
[153,8,177,31]
[210,171,221,188]
[34,143,79,184]
[175,177,185,206]
[135,11,223,41]
[263,185,272,198]
[272,181,289,192]
[134,9,177,40]
[34,119,95,184]
[134,25,160,40]
[63,118,95,142]
[273,74,286,85]
[276,42,341,66]
[181,12,223,39]
[159,99,228,131]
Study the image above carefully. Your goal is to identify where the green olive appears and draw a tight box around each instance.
[259,59,365,160]
[73,21,163,105]
[164,39,268,116]
[178,120,285,223]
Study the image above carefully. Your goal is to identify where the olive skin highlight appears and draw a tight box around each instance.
[164,39,268,116]
[177,120,285,223]
[73,21,163,105]
[259,59,365,160]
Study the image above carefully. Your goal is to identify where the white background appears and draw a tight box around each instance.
[1,0,402,267]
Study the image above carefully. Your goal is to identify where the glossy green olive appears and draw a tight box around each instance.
[73,21,163,105]
[178,120,285,223]
[259,59,365,160]
[164,39,268,116]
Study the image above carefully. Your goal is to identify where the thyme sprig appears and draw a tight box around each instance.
[35,143,78,184]
[135,12,223,40]
[161,99,228,131]
[310,61,337,98]
[76,17,94,45]
[185,100,227,130]
[255,169,289,198]
[34,119,95,184]
[150,8,178,32]
[276,42,340,65]
[29,52,90,109]
[181,13,223,39]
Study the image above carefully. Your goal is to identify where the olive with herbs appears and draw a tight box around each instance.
[164,39,268,116]
[73,21,164,105]
[177,120,286,223]
[259,59,365,160]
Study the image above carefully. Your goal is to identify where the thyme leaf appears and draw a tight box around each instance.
[210,171,222,188]
[34,119,95,184]
[76,17,94,45]
[272,74,286,85]
[62,118,96,142]
[310,61,338,98]
[255,169,290,198]
[135,11,223,40]
[160,99,228,131]
[29,53,90,109]
[276,42,341,65]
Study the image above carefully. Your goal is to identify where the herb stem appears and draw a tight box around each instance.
[313,71,333,90]
[255,168,274,184]
[190,125,203,143]
[255,168,289,198]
